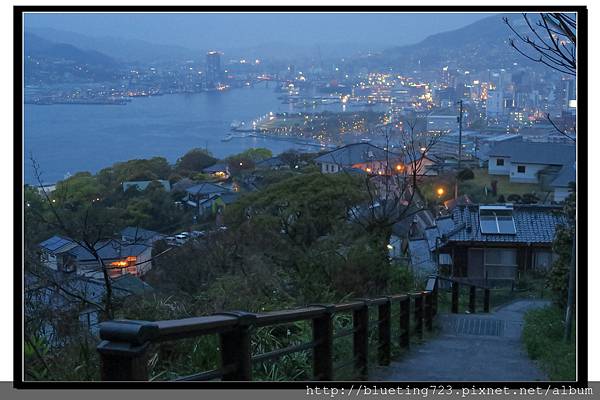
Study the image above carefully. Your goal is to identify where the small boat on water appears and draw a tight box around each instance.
[221,134,233,142]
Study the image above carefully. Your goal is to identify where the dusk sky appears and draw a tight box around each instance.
[24,12,497,49]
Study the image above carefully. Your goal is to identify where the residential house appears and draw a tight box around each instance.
[549,162,576,202]
[487,141,575,185]
[256,156,288,170]
[427,204,566,285]
[202,163,230,180]
[120,226,165,245]
[315,142,435,176]
[39,236,154,278]
[123,180,171,192]
[184,182,233,216]
[25,271,153,339]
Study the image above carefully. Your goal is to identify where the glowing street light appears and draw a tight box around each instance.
[436,187,445,197]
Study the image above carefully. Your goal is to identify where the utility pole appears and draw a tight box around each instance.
[455,99,464,199]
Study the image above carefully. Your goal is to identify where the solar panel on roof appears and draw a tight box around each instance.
[479,206,516,235]
[479,216,498,234]
[497,216,517,234]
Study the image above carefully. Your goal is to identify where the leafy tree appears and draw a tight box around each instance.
[547,182,575,308]
[226,155,255,174]
[175,148,217,175]
[237,148,273,162]
[457,168,475,181]
[226,172,367,246]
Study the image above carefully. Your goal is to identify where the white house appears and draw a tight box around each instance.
[488,141,575,185]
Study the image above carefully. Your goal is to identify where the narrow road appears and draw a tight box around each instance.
[372,299,550,381]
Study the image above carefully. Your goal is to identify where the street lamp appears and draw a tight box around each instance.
[436,187,445,198]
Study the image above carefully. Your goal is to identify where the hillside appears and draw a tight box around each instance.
[26,27,197,64]
[24,32,122,84]
[377,14,537,71]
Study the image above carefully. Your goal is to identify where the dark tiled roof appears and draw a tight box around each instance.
[112,274,154,296]
[121,227,163,242]
[423,215,457,251]
[203,163,229,173]
[445,204,566,244]
[488,141,575,166]
[551,162,576,188]
[314,143,401,166]
[186,182,230,196]
[408,239,437,272]
[67,240,150,261]
[39,235,75,253]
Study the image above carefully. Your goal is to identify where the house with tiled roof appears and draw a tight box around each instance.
[184,182,236,217]
[314,142,436,176]
[410,203,567,285]
[487,141,575,185]
[550,162,576,202]
[39,235,154,278]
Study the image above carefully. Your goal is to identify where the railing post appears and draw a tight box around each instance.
[425,276,438,317]
[413,293,424,340]
[217,311,256,381]
[96,320,159,381]
[484,288,491,313]
[399,296,410,349]
[378,298,392,366]
[310,304,334,381]
[424,292,433,332]
[353,301,369,380]
[469,286,476,313]
[451,281,460,314]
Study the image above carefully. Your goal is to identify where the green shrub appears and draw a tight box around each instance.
[522,306,575,381]
[457,168,475,181]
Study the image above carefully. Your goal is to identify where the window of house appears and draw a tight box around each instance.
[485,248,517,266]
[517,165,526,173]
[484,248,518,279]
[533,250,554,270]
[496,158,504,166]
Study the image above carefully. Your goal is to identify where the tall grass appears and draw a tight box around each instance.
[522,306,576,381]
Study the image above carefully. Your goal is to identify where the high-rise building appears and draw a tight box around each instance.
[486,90,504,118]
[205,51,222,89]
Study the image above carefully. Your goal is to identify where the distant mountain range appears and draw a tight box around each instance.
[25,27,384,65]
[24,32,117,67]
[24,32,123,84]
[26,27,197,64]
[24,13,543,77]
[376,14,536,71]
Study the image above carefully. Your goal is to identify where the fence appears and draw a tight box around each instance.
[96,276,489,381]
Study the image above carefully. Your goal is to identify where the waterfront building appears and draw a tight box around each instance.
[206,51,223,89]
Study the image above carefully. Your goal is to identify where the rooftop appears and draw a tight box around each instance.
[121,227,164,242]
[186,182,230,196]
[488,141,575,166]
[442,204,566,245]
[314,143,401,166]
